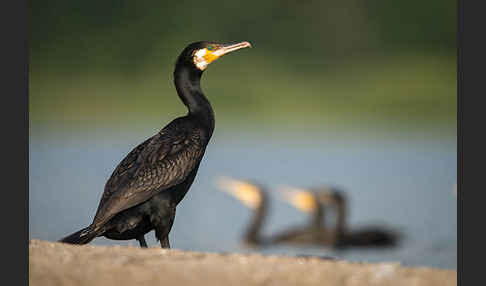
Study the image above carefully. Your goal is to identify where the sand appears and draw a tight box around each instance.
[29,240,456,286]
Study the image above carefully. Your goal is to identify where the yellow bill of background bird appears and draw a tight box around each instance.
[215,176,262,209]
[278,186,319,213]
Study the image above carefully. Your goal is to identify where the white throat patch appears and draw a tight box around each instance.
[193,48,208,70]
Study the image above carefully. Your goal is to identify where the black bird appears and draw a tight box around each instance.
[215,177,335,247]
[59,41,252,248]
[280,186,399,249]
[217,178,397,251]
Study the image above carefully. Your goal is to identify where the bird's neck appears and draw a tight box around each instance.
[311,204,324,228]
[174,65,215,134]
[335,202,348,234]
[244,196,267,245]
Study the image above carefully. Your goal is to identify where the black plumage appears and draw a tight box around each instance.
[59,41,251,248]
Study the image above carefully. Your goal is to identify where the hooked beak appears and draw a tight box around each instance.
[213,41,252,57]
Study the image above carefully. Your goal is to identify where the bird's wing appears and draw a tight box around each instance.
[93,136,154,218]
[92,121,206,228]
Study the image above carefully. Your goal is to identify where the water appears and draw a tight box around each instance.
[29,127,456,269]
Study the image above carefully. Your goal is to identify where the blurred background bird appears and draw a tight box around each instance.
[216,177,399,250]
[216,177,338,248]
[279,186,400,249]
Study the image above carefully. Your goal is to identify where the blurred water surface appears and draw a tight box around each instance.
[29,127,456,269]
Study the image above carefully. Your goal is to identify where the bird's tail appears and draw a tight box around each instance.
[58,225,99,245]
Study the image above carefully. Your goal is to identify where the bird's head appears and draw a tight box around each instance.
[314,186,346,206]
[216,176,262,209]
[278,186,345,213]
[177,41,252,71]
[278,186,320,213]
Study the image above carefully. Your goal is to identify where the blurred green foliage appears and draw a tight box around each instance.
[30,0,456,135]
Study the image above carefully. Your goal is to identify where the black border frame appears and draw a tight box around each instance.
[459,0,486,285]
[3,1,29,286]
[457,0,463,284]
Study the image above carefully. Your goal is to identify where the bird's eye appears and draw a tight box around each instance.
[207,45,213,51]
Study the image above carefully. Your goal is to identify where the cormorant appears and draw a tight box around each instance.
[59,41,252,248]
[280,186,399,249]
[215,177,336,247]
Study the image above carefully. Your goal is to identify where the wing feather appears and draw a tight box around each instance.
[92,119,206,228]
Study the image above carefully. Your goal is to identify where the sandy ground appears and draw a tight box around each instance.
[29,240,456,286]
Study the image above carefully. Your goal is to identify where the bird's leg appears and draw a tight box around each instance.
[137,235,148,248]
[160,236,171,249]
[151,200,176,249]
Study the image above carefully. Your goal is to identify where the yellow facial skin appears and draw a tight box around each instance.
[193,48,220,70]
[216,177,262,209]
[202,49,221,65]
[193,41,252,70]
[279,187,319,213]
